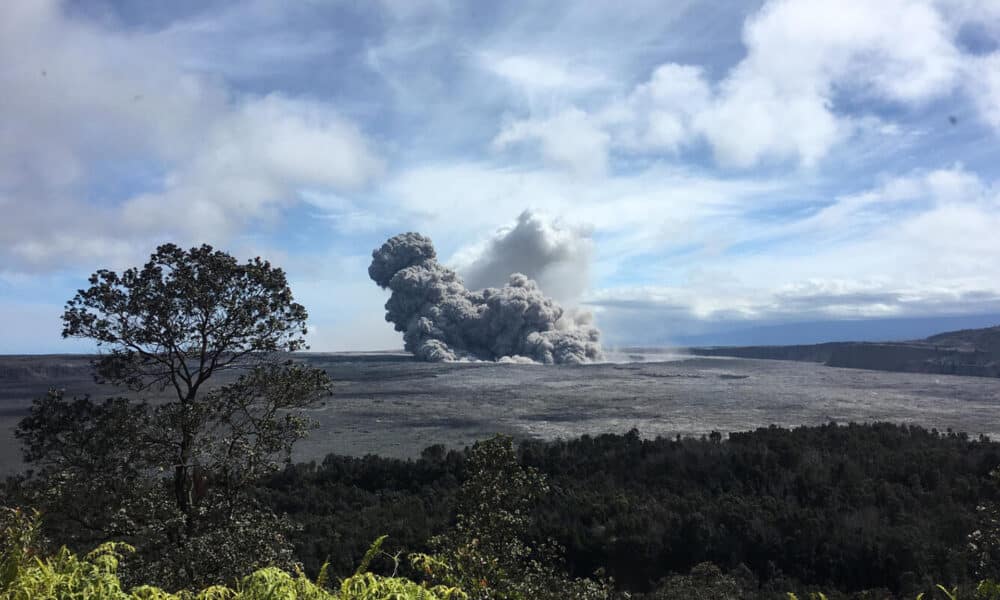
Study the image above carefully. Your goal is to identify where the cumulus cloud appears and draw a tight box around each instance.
[694,0,961,167]
[602,64,712,153]
[489,0,998,171]
[0,0,380,272]
[120,95,381,240]
[368,232,602,364]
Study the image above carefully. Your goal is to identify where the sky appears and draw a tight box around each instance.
[2,0,1000,353]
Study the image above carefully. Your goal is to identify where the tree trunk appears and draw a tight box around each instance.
[174,391,197,533]
[174,395,197,583]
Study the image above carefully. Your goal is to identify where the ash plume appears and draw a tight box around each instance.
[369,232,602,364]
[458,210,592,304]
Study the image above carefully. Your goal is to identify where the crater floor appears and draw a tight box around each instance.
[2,352,999,474]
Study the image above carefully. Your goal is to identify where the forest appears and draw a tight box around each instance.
[259,423,1000,598]
[7,423,1000,599]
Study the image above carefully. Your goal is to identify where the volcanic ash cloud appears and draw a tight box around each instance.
[369,232,602,364]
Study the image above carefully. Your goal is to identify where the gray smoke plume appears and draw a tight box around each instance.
[369,232,602,364]
[459,210,592,305]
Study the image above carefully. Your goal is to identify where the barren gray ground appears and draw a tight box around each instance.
[2,352,1000,474]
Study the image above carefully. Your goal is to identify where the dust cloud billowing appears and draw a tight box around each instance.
[368,226,602,364]
[459,211,592,304]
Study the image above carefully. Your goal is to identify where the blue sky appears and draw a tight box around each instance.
[2,0,1000,353]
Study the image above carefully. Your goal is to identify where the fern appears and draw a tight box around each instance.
[316,562,330,591]
[978,580,1000,600]
[0,520,464,600]
[355,535,388,576]
[5,509,999,600]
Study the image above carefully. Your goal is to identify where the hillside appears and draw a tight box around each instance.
[688,324,1000,377]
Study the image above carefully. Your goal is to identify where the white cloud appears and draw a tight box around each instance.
[693,0,961,167]
[965,53,1000,130]
[486,0,999,171]
[153,1,342,80]
[376,159,791,256]
[936,0,1000,31]
[493,108,610,176]
[0,1,380,272]
[120,95,382,239]
[602,64,711,152]
[301,191,393,234]
[751,168,979,245]
[585,167,1000,338]
[479,52,608,94]
[0,2,218,187]
[695,78,843,168]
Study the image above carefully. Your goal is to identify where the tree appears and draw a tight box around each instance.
[421,435,612,600]
[61,244,312,516]
[970,470,1000,582]
[17,243,331,588]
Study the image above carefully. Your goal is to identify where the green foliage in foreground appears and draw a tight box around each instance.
[1,508,466,600]
[5,508,1000,600]
[415,436,613,600]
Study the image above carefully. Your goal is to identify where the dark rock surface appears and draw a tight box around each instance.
[2,352,1000,475]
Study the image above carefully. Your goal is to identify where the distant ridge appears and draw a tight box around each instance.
[688,324,1000,378]
[923,325,1000,353]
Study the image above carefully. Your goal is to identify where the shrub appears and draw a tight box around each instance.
[0,508,465,600]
